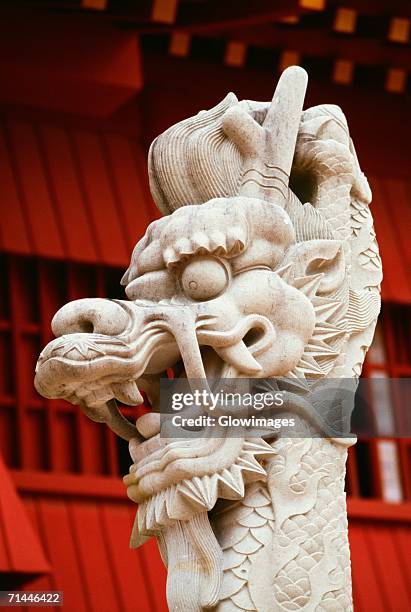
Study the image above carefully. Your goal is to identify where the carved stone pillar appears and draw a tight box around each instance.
[35,67,382,611]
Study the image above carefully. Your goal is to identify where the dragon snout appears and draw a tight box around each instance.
[34,297,140,403]
[52,298,129,337]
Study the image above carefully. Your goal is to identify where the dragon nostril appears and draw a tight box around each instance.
[78,320,94,334]
[52,298,128,337]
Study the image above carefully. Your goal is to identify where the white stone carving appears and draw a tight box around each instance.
[35,67,382,611]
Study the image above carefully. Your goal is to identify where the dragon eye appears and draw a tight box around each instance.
[180,257,229,301]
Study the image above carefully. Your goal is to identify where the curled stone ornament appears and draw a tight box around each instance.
[35,67,382,611]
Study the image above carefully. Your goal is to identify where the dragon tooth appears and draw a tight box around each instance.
[215,341,262,375]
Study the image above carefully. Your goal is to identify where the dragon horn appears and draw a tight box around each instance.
[222,66,308,206]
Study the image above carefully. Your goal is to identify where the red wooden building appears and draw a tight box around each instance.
[0,2,410,610]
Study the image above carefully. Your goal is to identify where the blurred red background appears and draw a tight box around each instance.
[0,1,410,610]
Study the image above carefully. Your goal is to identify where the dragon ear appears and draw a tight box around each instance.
[282,239,346,295]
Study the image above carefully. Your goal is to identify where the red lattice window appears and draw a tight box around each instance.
[0,254,133,476]
[346,306,411,500]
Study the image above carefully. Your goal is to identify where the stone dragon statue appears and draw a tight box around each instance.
[35,67,382,611]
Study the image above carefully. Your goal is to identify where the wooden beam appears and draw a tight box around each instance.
[334,7,357,34]
[333,59,354,85]
[388,17,410,44]
[81,0,107,10]
[279,50,301,71]
[169,31,191,57]
[151,0,178,24]
[176,0,301,32]
[198,23,411,72]
[386,68,407,93]
[299,0,325,10]
[12,469,125,499]
[277,15,300,24]
[224,41,247,67]
[347,498,411,522]
[113,0,303,34]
